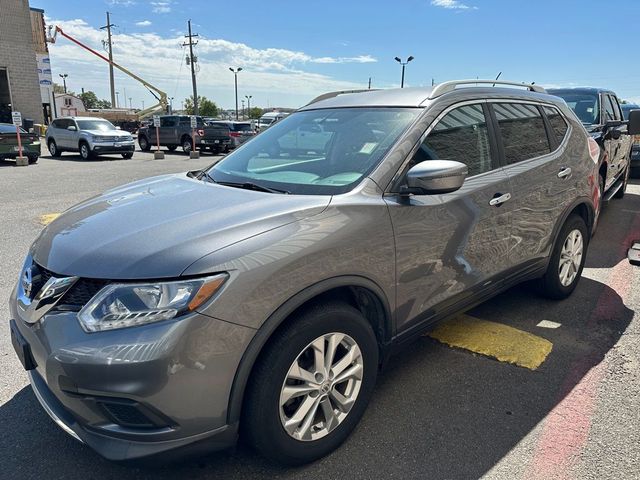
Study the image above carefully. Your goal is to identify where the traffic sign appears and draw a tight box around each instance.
[190,116,197,128]
[153,115,160,127]
[12,111,22,127]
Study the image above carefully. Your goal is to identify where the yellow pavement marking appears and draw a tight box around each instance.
[39,213,61,226]
[428,314,553,370]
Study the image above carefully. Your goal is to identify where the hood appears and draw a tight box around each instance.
[32,174,330,279]
[85,129,132,138]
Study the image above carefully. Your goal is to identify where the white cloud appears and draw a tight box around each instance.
[151,1,171,13]
[135,20,152,26]
[431,0,477,10]
[108,0,135,5]
[45,18,378,108]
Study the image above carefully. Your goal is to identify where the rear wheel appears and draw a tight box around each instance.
[27,155,39,164]
[138,136,151,151]
[182,137,193,154]
[121,152,133,159]
[167,145,177,152]
[539,214,588,299]
[48,139,60,157]
[243,302,378,465]
[79,142,94,160]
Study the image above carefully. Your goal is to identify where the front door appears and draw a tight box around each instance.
[159,116,178,145]
[385,102,514,334]
[602,94,631,188]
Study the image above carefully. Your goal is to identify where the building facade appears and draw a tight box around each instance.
[0,0,45,124]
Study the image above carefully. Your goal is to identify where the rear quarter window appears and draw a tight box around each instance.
[543,106,569,144]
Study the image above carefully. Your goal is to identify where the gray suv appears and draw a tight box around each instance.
[12,81,632,465]
[46,117,135,160]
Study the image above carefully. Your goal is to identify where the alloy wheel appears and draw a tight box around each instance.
[559,229,583,287]
[279,333,363,442]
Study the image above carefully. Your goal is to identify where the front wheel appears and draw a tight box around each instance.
[182,137,193,154]
[48,139,60,157]
[539,214,588,299]
[138,136,151,151]
[242,302,378,465]
[121,152,133,159]
[79,142,94,160]
[27,155,39,164]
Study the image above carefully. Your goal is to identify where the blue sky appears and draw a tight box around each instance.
[36,0,640,110]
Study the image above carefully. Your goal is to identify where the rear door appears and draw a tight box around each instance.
[489,101,571,267]
[603,94,631,185]
[385,102,515,334]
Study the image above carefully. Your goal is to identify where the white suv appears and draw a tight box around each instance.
[45,117,135,160]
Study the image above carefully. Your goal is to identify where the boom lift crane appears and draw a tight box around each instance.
[47,26,168,118]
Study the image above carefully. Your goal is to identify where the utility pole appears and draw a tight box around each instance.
[183,20,199,115]
[100,12,116,108]
[368,77,371,89]
[241,99,245,119]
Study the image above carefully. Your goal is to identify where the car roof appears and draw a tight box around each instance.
[54,116,110,121]
[621,103,640,109]
[300,85,561,111]
[547,87,618,96]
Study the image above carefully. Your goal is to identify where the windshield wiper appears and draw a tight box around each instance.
[214,180,290,194]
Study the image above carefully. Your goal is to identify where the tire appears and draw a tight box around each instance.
[614,164,630,199]
[121,152,133,159]
[138,136,151,152]
[28,155,39,164]
[632,167,640,179]
[167,145,177,152]
[181,136,193,154]
[539,214,588,300]
[242,302,379,465]
[79,142,94,160]
[48,139,60,157]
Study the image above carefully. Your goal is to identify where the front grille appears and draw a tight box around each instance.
[35,263,108,310]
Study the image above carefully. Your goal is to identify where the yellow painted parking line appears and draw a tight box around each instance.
[39,213,60,226]
[428,314,553,370]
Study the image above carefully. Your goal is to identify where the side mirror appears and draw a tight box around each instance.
[404,160,468,195]
[628,110,640,135]
[115,126,121,130]
[67,125,77,131]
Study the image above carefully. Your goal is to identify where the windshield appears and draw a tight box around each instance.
[260,118,274,124]
[233,123,253,132]
[552,92,600,125]
[621,104,640,121]
[0,124,26,133]
[76,120,117,131]
[208,107,420,195]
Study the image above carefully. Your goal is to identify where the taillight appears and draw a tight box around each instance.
[229,132,240,137]
[634,134,640,146]
[197,128,205,137]
[587,137,600,164]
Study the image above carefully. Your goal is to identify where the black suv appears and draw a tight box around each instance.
[548,88,633,206]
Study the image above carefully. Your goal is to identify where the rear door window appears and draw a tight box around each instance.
[493,103,551,164]
[542,106,569,144]
[160,117,177,127]
[603,95,618,122]
[411,103,495,177]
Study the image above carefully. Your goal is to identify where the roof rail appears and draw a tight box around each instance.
[429,80,546,99]
[304,89,378,107]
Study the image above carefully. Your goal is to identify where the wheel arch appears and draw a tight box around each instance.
[226,275,393,425]
[549,197,595,253]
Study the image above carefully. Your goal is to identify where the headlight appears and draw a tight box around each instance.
[78,274,227,332]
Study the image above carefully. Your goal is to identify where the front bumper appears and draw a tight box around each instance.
[9,292,254,461]
[91,142,135,155]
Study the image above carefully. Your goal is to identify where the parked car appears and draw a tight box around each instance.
[13,80,637,465]
[208,120,256,148]
[257,111,289,130]
[0,123,40,164]
[45,117,135,160]
[137,115,232,154]
[548,88,634,206]
[621,103,640,176]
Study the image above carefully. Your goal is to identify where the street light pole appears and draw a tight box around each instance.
[394,56,414,88]
[229,67,242,120]
[115,91,119,108]
[245,95,252,119]
[59,73,68,93]
[169,97,174,114]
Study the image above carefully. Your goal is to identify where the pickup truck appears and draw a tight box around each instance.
[137,115,232,154]
[549,87,634,205]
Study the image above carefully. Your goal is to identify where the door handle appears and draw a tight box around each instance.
[489,192,511,207]
[558,167,572,179]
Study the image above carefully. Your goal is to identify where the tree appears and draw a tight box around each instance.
[95,99,112,109]
[248,107,263,119]
[184,95,218,117]
[78,91,99,109]
[53,82,74,95]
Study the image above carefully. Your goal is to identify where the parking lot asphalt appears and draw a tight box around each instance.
[1,151,639,479]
